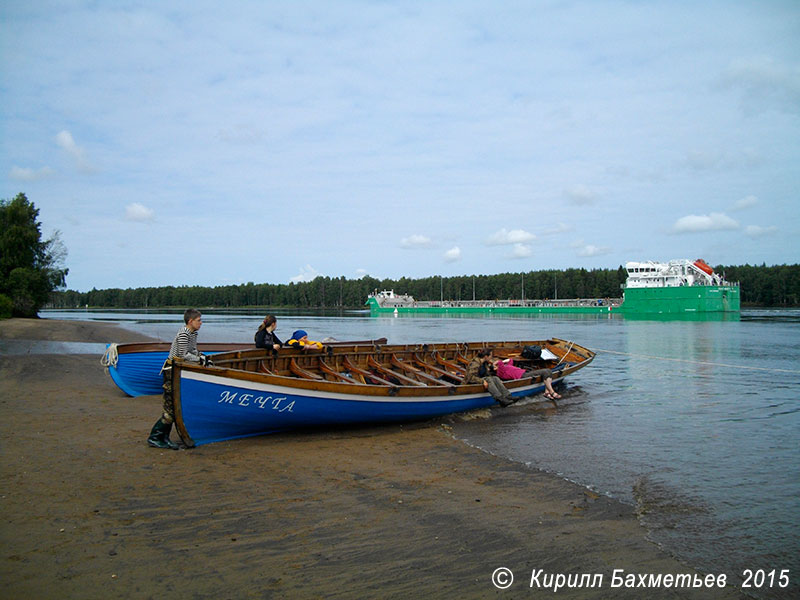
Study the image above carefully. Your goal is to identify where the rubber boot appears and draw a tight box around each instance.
[147,418,179,450]
[161,420,180,450]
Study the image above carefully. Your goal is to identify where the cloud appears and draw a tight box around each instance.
[290,264,321,283]
[355,268,369,278]
[486,228,535,245]
[510,243,532,259]
[564,184,598,205]
[400,234,433,248]
[540,222,573,236]
[721,56,800,115]
[730,195,758,211]
[125,202,155,222]
[744,225,777,238]
[576,244,611,257]
[443,246,461,262]
[55,130,95,173]
[680,149,763,172]
[670,212,740,233]
[9,165,55,181]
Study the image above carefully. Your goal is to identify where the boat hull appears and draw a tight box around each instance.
[618,285,740,314]
[366,297,615,315]
[176,369,530,445]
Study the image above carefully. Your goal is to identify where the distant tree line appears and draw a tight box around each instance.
[49,263,800,310]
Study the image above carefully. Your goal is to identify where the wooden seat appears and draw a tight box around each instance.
[289,358,323,380]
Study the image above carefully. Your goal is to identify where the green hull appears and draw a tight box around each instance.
[366,298,615,315]
[618,285,740,314]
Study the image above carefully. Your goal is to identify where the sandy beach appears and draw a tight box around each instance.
[0,318,744,599]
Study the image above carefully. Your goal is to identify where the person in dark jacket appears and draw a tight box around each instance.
[254,314,282,351]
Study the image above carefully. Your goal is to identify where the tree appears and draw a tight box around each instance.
[0,193,68,317]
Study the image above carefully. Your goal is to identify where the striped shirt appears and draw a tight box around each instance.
[161,326,201,371]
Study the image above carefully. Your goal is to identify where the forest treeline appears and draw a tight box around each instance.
[49,263,800,309]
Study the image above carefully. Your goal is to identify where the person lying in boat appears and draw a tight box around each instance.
[286,330,325,352]
[494,357,562,400]
[463,348,516,407]
[254,314,282,351]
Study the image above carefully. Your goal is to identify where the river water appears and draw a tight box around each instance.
[36,308,800,597]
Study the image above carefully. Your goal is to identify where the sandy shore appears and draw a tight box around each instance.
[0,318,743,599]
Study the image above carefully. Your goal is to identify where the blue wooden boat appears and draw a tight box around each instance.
[101,338,390,397]
[171,339,595,447]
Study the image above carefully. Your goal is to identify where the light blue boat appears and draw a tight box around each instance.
[171,339,595,446]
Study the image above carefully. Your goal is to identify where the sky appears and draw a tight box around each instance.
[1,1,798,292]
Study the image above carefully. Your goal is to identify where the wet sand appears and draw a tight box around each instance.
[0,318,743,599]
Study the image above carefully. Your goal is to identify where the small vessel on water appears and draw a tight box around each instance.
[171,338,595,447]
[101,338,388,397]
[366,259,739,317]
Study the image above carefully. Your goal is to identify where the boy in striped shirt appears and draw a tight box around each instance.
[147,308,205,450]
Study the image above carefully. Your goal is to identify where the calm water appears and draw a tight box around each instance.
[39,308,800,596]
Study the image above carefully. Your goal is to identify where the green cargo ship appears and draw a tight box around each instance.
[618,259,740,315]
[366,259,739,317]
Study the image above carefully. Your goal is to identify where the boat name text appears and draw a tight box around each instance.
[218,390,294,412]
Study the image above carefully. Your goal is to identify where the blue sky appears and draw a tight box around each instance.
[1,1,798,292]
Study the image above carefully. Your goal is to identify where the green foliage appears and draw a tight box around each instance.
[0,293,12,318]
[0,193,69,317]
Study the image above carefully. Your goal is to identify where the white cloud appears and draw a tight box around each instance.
[55,130,94,173]
[510,243,532,258]
[443,246,461,262]
[486,228,535,245]
[576,244,611,257]
[9,165,55,181]
[400,234,432,248]
[290,264,321,283]
[671,213,740,233]
[744,225,778,238]
[355,268,369,278]
[564,184,598,205]
[730,195,758,211]
[125,202,154,222]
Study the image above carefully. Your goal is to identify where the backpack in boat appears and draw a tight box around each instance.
[521,345,542,360]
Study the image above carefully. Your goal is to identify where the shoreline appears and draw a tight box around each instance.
[0,318,744,598]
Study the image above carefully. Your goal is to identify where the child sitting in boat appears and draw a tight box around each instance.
[286,330,324,352]
[494,357,562,400]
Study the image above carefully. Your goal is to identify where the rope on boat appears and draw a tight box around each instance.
[100,343,119,368]
[593,348,800,374]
